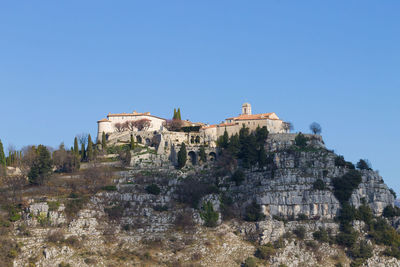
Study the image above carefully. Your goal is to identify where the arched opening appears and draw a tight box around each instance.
[209,152,216,161]
[188,151,197,165]
[195,136,201,144]
[145,138,151,146]
[190,136,195,144]
[136,136,142,144]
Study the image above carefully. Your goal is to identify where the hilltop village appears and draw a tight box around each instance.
[0,103,399,267]
[96,103,289,167]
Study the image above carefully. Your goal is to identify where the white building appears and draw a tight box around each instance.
[97,111,166,142]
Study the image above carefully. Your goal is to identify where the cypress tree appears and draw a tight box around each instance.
[199,145,207,163]
[102,132,107,150]
[74,137,79,157]
[130,135,135,150]
[0,139,5,168]
[173,108,177,120]
[177,142,187,169]
[81,143,86,161]
[87,134,93,161]
[177,108,181,120]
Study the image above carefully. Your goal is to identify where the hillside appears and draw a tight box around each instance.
[1,133,399,267]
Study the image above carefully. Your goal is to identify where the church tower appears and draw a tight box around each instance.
[242,102,252,115]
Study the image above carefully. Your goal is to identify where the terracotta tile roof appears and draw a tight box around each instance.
[227,113,279,121]
[97,118,110,123]
[217,122,237,127]
[106,112,166,121]
[201,125,217,129]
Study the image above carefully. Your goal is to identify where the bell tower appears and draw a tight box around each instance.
[242,102,252,115]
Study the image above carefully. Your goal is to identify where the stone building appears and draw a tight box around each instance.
[97,111,166,143]
[201,103,287,141]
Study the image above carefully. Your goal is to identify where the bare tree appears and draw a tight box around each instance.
[82,165,114,193]
[164,119,183,132]
[282,122,294,133]
[124,121,136,131]
[114,123,124,132]
[309,122,322,135]
[77,133,89,146]
[2,174,27,203]
[133,119,152,131]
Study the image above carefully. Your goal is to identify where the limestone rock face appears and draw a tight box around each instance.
[228,138,394,220]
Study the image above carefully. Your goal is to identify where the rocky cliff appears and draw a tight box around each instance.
[5,133,400,267]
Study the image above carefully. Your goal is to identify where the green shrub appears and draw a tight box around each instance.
[102,185,117,191]
[382,205,400,218]
[243,257,257,267]
[176,177,219,208]
[305,240,318,249]
[64,197,88,219]
[349,241,373,262]
[220,194,235,221]
[356,159,371,170]
[293,226,306,239]
[389,188,397,199]
[332,170,362,204]
[200,201,219,227]
[368,218,400,246]
[145,184,161,195]
[313,228,329,243]
[255,243,275,260]
[313,179,326,190]
[297,213,308,221]
[231,169,245,186]
[104,205,124,221]
[295,133,308,148]
[336,229,358,247]
[244,201,265,222]
[47,201,60,211]
[153,205,168,212]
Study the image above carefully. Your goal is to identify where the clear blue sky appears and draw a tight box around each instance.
[0,1,399,193]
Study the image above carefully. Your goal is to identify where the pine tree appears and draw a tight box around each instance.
[177,142,187,169]
[177,108,181,120]
[87,134,93,161]
[28,145,52,185]
[102,132,107,150]
[74,137,79,157]
[130,135,135,150]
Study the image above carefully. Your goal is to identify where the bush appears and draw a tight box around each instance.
[174,210,195,231]
[295,133,308,148]
[297,213,308,221]
[356,159,371,170]
[335,156,355,169]
[153,205,168,212]
[200,201,219,227]
[220,194,235,221]
[255,243,275,260]
[145,184,161,195]
[47,201,60,211]
[293,226,306,240]
[349,241,373,261]
[231,169,245,186]
[382,205,400,218]
[176,177,219,208]
[47,230,65,244]
[336,229,358,247]
[64,236,81,248]
[244,201,265,222]
[332,170,362,204]
[102,185,117,191]
[104,205,124,221]
[243,257,257,267]
[389,188,397,199]
[313,179,326,190]
[313,228,329,243]
[64,197,88,219]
